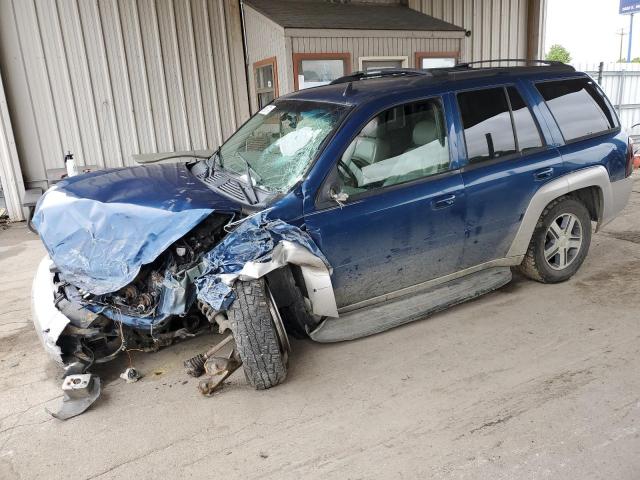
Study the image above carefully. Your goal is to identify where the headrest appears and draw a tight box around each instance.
[412,120,438,146]
[361,118,384,138]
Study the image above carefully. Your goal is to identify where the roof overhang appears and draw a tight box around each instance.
[283,28,465,39]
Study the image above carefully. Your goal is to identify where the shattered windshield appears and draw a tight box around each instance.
[215,100,348,193]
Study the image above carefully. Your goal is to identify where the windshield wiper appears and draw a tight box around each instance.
[236,151,259,205]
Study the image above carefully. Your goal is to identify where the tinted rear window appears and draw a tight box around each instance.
[536,78,616,142]
[457,87,517,163]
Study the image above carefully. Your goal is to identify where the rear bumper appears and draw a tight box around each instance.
[31,256,70,365]
[602,175,635,226]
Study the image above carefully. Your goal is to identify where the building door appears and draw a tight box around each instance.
[253,57,278,109]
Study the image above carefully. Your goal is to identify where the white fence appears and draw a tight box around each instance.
[573,62,640,139]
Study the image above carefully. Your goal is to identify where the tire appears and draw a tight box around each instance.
[518,196,592,283]
[227,278,288,390]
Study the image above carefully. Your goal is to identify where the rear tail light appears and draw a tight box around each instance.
[626,137,635,177]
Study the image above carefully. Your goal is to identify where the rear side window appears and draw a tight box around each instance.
[457,87,517,163]
[536,78,617,142]
[507,87,544,152]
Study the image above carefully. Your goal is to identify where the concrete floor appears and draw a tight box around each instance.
[1,184,639,480]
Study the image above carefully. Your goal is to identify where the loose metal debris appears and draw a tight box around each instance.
[184,334,243,396]
[47,374,101,420]
[119,367,141,383]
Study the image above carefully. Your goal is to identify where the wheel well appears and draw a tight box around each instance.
[567,186,603,226]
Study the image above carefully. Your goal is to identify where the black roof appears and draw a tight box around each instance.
[244,0,464,32]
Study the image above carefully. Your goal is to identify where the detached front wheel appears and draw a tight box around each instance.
[227,278,289,390]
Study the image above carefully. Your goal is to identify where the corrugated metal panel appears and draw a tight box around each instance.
[244,4,288,113]
[410,0,528,62]
[291,34,462,71]
[0,0,249,187]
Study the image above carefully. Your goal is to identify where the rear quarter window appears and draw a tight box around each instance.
[536,78,617,142]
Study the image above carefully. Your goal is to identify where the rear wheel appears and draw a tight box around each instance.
[227,278,289,390]
[518,196,592,283]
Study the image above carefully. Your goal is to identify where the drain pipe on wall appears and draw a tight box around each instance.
[239,0,253,114]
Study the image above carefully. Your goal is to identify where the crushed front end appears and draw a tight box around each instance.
[32,213,232,368]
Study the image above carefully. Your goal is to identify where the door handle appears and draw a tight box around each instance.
[432,194,456,209]
[534,167,554,181]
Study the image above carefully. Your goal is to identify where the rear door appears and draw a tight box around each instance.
[304,97,467,308]
[456,84,563,268]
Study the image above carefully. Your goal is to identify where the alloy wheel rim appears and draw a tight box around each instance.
[544,213,583,271]
[265,285,291,363]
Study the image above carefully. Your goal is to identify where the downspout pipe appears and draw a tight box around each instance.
[239,1,253,114]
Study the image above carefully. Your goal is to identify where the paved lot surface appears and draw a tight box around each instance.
[0,182,639,479]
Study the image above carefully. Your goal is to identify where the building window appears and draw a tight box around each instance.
[253,57,278,109]
[293,53,351,90]
[415,51,459,69]
[358,56,409,72]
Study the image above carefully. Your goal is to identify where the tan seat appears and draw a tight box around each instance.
[351,117,390,165]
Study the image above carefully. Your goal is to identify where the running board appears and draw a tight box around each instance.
[309,267,512,343]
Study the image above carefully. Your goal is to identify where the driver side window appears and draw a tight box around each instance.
[337,98,450,195]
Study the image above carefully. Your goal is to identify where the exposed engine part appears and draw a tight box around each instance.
[198,299,231,334]
[198,350,242,396]
[46,374,101,420]
[51,214,232,366]
[198,299,218,323]
[184,353,206,377]
[120,367,141,383]
[58,213,231,321]
[184,334,235,377]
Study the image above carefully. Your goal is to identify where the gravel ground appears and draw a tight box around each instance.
[0,181,638,479]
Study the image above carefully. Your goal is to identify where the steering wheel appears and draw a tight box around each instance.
[337,159,358,187]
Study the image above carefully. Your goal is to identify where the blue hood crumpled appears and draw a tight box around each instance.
[32,163,239,295]
[33,163,333,327]
[196,211,331,312]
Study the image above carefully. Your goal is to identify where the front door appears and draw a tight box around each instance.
[304,97,467,308]
[253,57,278,110]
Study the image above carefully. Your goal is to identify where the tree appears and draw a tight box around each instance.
[632,57,640,63]
[545,44,572,64]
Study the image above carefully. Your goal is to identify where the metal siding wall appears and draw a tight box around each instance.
[575,62,640,136]
[243,5,287,113]
[0,0,249,187]
[410,0,528,62]
[291,35,462,71]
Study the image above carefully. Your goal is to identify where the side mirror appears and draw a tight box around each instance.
[329,188,349,208]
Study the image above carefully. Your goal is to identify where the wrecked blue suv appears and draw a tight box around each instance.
[32,61,634,391]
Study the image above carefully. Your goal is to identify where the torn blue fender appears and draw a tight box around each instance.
[32,163,239,295]
[196,211,339,318]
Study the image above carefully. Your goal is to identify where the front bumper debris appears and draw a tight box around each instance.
[46,374,101,420]
[31,257,71,365]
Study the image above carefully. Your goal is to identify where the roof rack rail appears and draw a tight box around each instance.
[330,68,430,85]
[455,59,574,70]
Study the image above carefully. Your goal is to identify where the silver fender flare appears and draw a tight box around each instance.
[506,165,622,258]
[218,240,339,318]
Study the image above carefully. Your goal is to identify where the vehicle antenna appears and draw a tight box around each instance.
[343,81,353,97]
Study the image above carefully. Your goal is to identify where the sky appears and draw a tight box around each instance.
[545,0,640,64]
